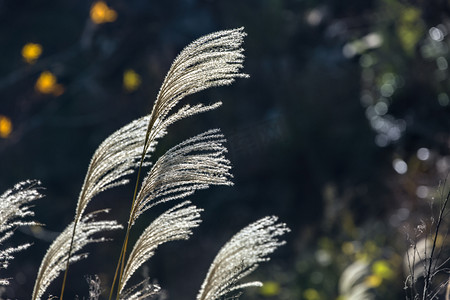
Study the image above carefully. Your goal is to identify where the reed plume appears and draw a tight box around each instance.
[110,27,248,299]
[196,216,289,300]
[143,27,248,157]
[119,279,161,300]
[32,210,121,300]
[0,180,43,285]
[118,201,202,295]
[130,129,232,224]
[28,27,288,300]
[338,261,374,300]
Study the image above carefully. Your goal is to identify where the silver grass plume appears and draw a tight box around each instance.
[338,261,374,300]
[75,26,247,228]
[32,210,122,300]
[0,180,43,285]
[130,129,232,224]
[65,100,221,299]
[75,101,222,222]
[119,201,202,294]
[196,216,289,300]
[119,279,161,300]
[86,275,102,300]
[82,27,246,299]
[85,275,162,300]
[75,116,152,222]
[142,27,248,156]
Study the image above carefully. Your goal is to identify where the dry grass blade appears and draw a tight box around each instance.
[0,180,43,285]
[119,201,202,294]
[196,216,289,300]
[131,129,232,224]
[32,210,122,300]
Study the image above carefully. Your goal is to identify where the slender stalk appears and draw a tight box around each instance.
[59,173,92,300]
[109,145,148,300]
[108,235,127,300]
[58,221,78,300]
[422,190,449,300]
[116,228,131,300]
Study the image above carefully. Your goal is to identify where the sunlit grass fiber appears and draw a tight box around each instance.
[0,28,290,300]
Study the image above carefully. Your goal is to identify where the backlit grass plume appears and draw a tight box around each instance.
[143,27,248,156]
[59,29,246,296]
[62,95,223,299]
[338,261,374,300]
[118,201,202,295]
[119,279,161,300]
[59,115,155,299]
[0,180,43,285]
[196,216,289,300]
[23,27,289,300]
[130,129,232,224]
[32,210,122,300]
[110,27,248,299]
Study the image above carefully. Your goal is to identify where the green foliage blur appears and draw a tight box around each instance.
[0,0,449,299]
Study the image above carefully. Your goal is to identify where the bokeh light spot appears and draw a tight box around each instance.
[360,54,375,68]
[375,134,389,147]
[438,93,449,106]
[303,288,321,300]
[259,281,280,296]
[374,102,388,115]
[429,27,444,41]
[315,249,331,266]
[416,185,429,199]
[436,56,448,70]
[35,71,64,96]
[380,83,394,97]
[341,242,355,255]
[372,260,394,279]
[417,147,430,160]
[306,8,324,26]
[90,1,117,24]
[0,115,12,138]
[393,158,408,174]
[365,274,382,287]
[123,69,141,92]
[21,43,42,64]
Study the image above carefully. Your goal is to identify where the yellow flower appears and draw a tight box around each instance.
[0,115,12,138]
[90,1,117,24]
[22,43,42,64]
[123,69,141,92]
[35,71,64,96]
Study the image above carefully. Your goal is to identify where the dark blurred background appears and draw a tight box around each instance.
[1,0,449,299]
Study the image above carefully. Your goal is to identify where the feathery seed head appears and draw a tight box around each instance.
[132,129,232,224]
[196,216,289,300]
[119,201,202,294]
[0,180,43,285]
[32,210,122,300]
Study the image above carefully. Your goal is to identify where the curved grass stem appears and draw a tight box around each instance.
[58,221,78,300]
[109,146,148,300]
